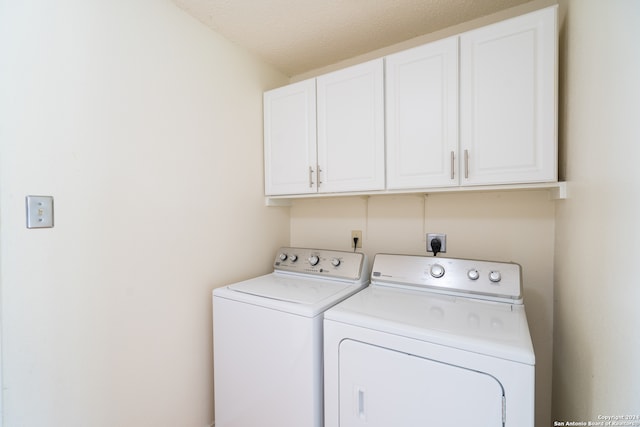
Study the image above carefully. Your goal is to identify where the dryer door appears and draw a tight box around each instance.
[339,340,504,426]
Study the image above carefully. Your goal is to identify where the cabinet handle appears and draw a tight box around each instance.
[317,166,322,187]
[309,166,315,188]
[464,149,469,179]
[450,151,455,180]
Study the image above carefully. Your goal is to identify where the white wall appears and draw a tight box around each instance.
[553,0,640,420]
[0,0,289,426]
[291,190,556,427]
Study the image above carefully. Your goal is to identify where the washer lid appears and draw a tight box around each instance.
[325,285,535,365]
[229,273,356,304]
[215,273,368,317]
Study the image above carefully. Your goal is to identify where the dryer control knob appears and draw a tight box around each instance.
[331,258,341,267]
[430,264,445,278]
[289,254,298,262]
[489,270,502,283]
[308,255,320,266]
[279,253,288,262]
[467,269,480,280]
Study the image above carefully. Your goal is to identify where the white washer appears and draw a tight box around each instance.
[324,253,535,427]
[213,247,369,427]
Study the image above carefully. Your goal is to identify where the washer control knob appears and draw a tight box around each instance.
[308,255,320,266]
[279,253,288,262]
[430,264,445,278]
[289,254,298,262]
[489,270,502,283]
[331,258,341,267]
[467,269,480,280]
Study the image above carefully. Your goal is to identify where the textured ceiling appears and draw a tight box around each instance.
[173,0,533,76]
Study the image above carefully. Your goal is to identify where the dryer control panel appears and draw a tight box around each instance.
[371,254,522,303]
[274,247,367,282]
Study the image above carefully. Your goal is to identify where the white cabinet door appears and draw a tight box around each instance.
[460,6,557,186]
[386,37,459,189]
[317,59,385,193]
[263,79,317,195]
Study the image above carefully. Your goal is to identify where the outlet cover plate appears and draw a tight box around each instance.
[351,230,363,248]
[427,233,446,253]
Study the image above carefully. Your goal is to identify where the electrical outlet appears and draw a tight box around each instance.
[351,230,362,248]
[427,233,446,253]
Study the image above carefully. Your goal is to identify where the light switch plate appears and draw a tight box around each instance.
[26,195,54,228]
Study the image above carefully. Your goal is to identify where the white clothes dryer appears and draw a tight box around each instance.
[324,253,535,427]
[213,247,369,427]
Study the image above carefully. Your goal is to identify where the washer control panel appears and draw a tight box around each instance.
[274,247,366,281]
[371,254,522,303]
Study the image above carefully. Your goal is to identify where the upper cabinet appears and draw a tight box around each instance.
[264,59,384,196]
[317,59,385,193]
[385,37,459,189]
[264,6,558,198]
[264,79,317,195]
[459,6,557,186]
